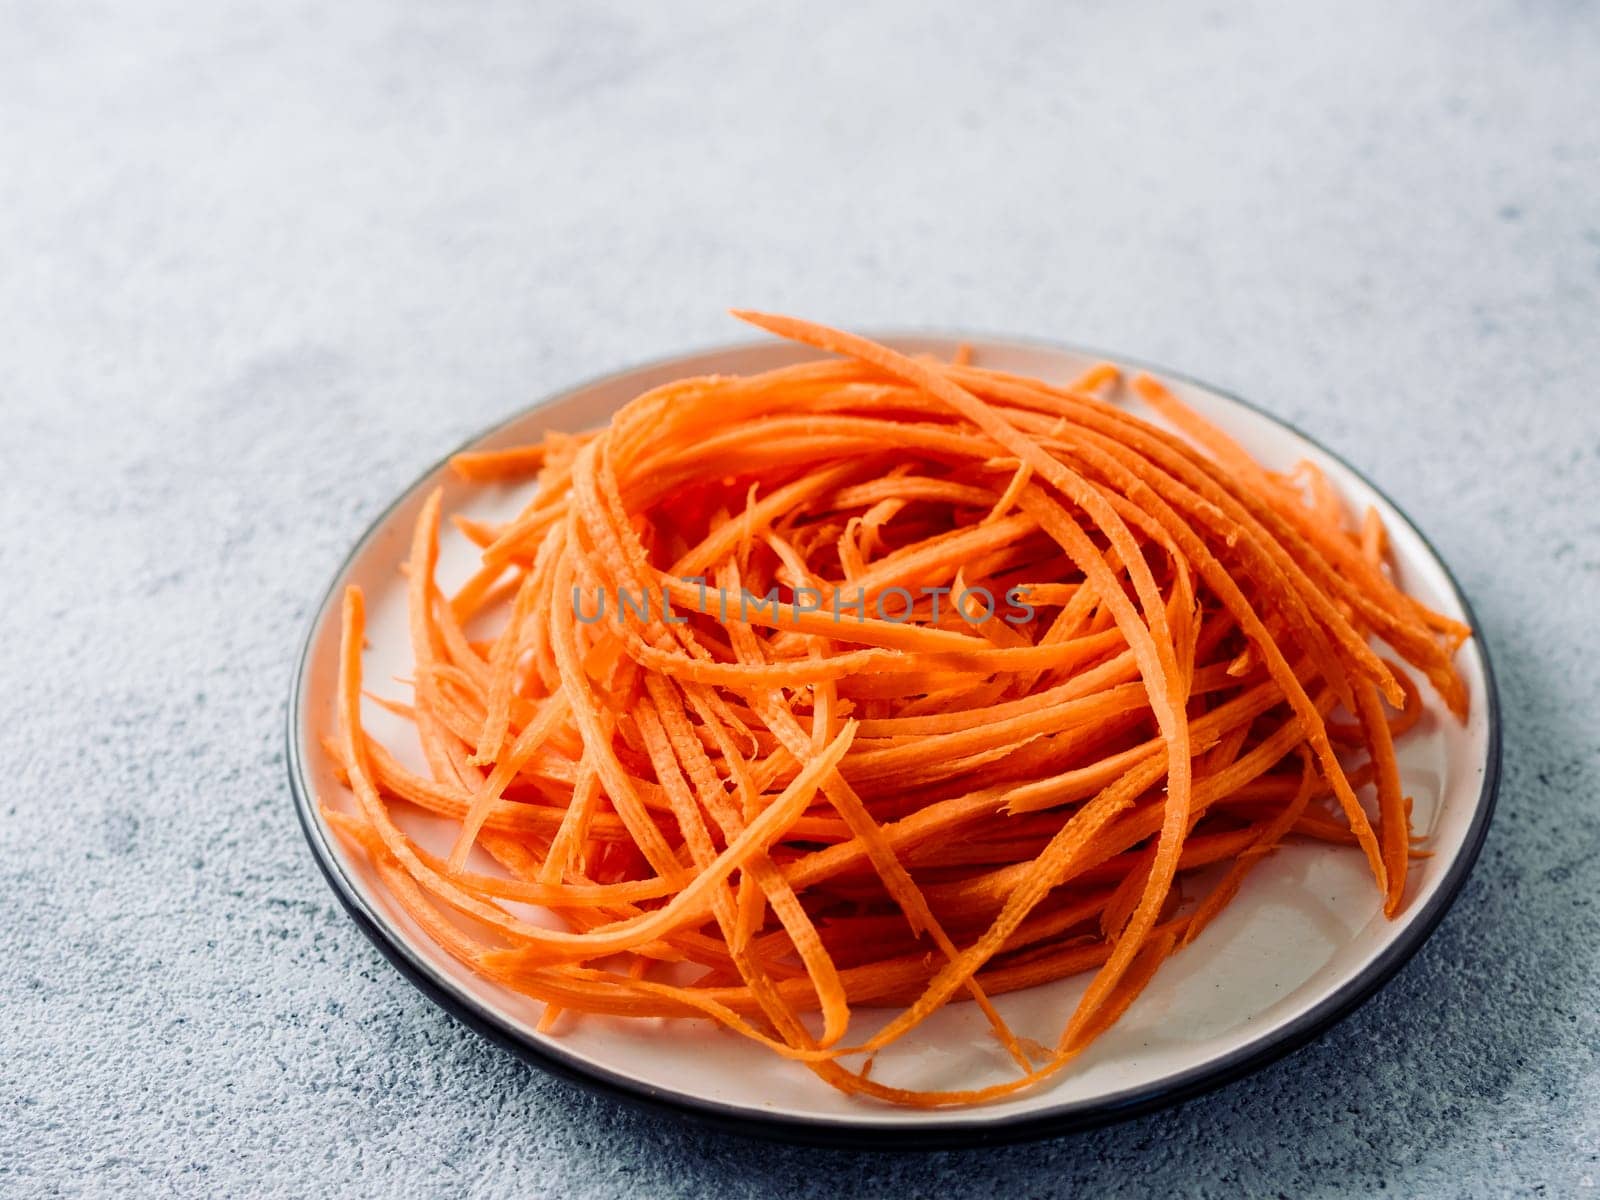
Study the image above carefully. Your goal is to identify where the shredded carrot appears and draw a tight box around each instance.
[450,444,551,482]
[320,314,1471,1108]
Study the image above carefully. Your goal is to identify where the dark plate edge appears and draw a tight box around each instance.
[285,330,1502,1151]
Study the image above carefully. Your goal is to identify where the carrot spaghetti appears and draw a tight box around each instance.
[320,312,1470,1107]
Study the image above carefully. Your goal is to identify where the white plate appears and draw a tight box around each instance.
[288,335,1499,1147]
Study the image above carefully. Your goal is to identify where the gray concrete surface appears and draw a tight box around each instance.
[3,1,1598,1195]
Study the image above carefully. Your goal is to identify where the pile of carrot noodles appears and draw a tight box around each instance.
[322,312,1471,1107]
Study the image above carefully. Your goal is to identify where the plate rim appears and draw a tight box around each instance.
[286,331,1501,1150]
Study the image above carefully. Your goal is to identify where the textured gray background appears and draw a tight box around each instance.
[3,1,1597,1196]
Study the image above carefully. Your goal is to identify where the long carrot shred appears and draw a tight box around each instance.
[320,314,1471,1107]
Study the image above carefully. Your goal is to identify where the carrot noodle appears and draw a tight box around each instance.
[320,314,1470,1108]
